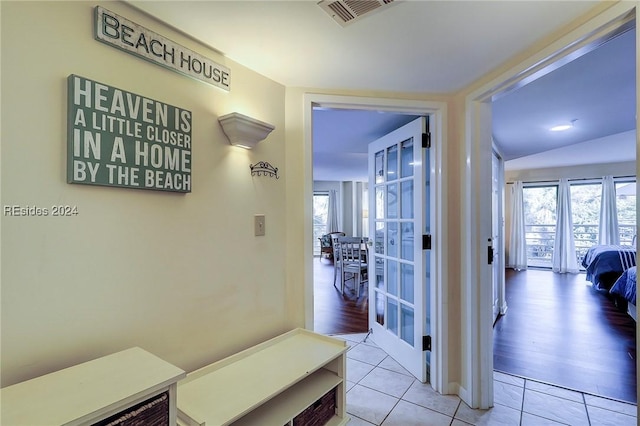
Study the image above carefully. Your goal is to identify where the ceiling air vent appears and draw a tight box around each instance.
[318,0,397,27]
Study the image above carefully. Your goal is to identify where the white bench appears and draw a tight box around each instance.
[177,328,349,426]
[1,347,185,425]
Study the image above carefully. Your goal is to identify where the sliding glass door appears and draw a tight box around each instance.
[570,183,601,266]
[616,181,637,245]
[522,185,557,268]
[520,178,636,269]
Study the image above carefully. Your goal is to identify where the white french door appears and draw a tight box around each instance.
[491,151,501,324]
[368,117,431,382]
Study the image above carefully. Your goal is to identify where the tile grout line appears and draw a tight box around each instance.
[500,371,637,413]
[582,391,592,426]
[340,334,636,425]
[450,398,463,425]
[348,339,455,425]
[519,378,527,426]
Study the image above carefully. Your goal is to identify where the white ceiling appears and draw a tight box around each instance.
[129,1,636,181]
[494,26,636,161]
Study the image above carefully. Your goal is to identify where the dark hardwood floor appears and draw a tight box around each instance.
[494,268,637,403]
[313,257,369,335]
[313,260,637,403]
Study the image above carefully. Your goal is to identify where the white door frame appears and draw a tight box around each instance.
[463,2,638,409]
[303,94,448,394]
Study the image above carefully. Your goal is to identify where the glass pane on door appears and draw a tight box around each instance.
[376,186,385,219]
[401,223,414,261]
[388,260,398,296]
[375,258,385,289]
[388,298,398,335]
[388,183,398,219]
[400,263,414,303]
[387,145,398,180]
[401,304,414,345]
[387,222,398,257]
[375,151,384,184]
[400,139,414,178]
[375,222,385,254]
[375,290,384,325]
[401,181,414,218]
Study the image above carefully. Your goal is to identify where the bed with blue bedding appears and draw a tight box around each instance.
[581,244,636,291]
[610,266,637,321]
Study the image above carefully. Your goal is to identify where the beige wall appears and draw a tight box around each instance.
[1,1,292,386]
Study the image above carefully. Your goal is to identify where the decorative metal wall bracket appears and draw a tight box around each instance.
[250,161,279,179]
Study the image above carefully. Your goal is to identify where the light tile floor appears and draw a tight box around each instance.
[331,333,637,426]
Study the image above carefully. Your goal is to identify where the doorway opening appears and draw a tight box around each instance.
[465,3,637,409]
[304,94,447,393]
[494,26,637,404]
[312,109,419,336]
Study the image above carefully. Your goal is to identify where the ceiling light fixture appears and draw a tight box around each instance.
[550,119,577,132]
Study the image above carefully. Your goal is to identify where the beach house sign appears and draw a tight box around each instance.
[94,6,230,91]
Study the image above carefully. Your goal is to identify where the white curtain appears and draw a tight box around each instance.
[552,179,579,273]
[598,175,619,245]
[326,190,339,233]
[508,182,527,270]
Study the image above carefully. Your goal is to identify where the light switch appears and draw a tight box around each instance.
[254,214,265,236]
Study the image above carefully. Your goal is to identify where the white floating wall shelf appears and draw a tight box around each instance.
[218,112,275,149]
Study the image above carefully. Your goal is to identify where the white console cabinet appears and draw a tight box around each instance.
[1,347,186,425]
[177,328,349,426]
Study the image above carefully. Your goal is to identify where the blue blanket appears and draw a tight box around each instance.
[610,266,637,305]
[582,244,636,290]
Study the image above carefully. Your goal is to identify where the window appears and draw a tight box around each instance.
[616,180,637,245]
[570,183,601,266]
[520,177,636,269]
[523,185,557,267]
[313,193,329,256]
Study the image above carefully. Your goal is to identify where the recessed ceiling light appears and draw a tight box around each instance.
[550,119,577,132]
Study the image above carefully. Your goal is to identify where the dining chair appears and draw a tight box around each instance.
[331,234,343,290]
[319,231,346,262]
[335,236,369,297]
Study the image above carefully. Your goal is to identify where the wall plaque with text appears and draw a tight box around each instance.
[67,75,192,193]
[94,6,230,91]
